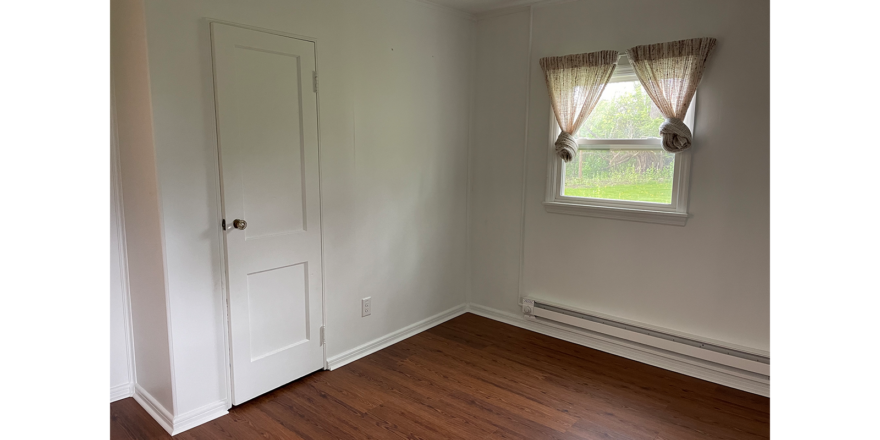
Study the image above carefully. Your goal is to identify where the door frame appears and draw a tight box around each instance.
[204,18,328,408]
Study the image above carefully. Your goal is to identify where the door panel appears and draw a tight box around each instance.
[234,46,306,238]
[246,263,309,361]
[211,22,323,405]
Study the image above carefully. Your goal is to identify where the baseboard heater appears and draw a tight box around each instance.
[522,298,770,376]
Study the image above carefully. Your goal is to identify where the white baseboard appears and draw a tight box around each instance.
[326,304,468,370]
[133,384,174,434]
[110,382,134,403]
[466,304,770,397]
[132,384,228,436]
[171,400,228,435]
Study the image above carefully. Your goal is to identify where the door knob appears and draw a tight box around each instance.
[223,219,248,231]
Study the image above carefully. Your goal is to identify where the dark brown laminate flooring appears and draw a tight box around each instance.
[111,313,770,439]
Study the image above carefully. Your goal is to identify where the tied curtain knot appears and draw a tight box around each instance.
[554,132,578,163]
[659,117,692,153]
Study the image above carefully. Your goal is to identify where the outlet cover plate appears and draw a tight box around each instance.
[362,297,372,317]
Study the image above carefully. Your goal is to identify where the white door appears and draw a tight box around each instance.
[210,22,324,405]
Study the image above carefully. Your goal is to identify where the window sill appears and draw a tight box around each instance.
[542,201,689,226]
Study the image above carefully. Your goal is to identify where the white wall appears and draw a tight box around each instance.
[468,9,531,312]
[110,99,133,400]
[470,0,769,351]
[110,0,175,413]
[137,0,474,416]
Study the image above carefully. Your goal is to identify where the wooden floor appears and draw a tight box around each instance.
[111,313,769,439]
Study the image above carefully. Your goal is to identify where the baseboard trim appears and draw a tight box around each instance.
[326,304,468,370]
[171,400,228,435]
[132,384,228,436]
[466,304,770,397]
[132,384,174,435]
[110,382,134,403]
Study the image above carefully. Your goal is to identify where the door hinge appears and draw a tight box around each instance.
[313,71,318,93]
[320,326,325,345]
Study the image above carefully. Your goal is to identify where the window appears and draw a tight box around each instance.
[543,56,694,226]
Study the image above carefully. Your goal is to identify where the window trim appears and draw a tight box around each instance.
[543,59,694,226]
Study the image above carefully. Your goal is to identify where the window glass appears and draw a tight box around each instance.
[575,80,664,140]
[563,149,674,204]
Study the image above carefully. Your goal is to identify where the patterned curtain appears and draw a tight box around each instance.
[626,38,717,153]
[540,51,618,162]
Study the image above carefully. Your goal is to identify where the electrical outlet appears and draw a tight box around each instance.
[362,297,372,317]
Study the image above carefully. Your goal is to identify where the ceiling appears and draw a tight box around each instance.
[424,0,541,14]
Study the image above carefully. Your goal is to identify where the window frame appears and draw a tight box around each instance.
[543,57,695,226]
